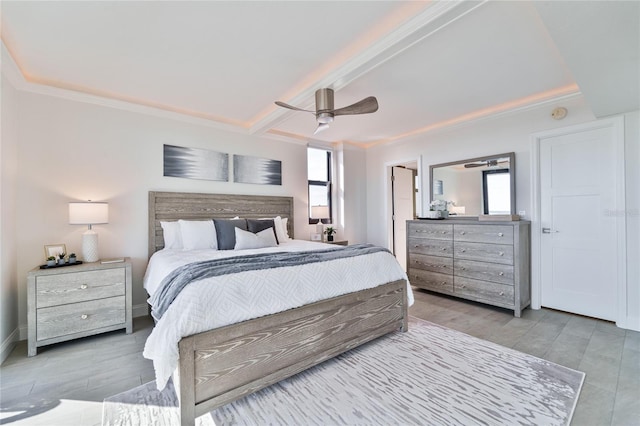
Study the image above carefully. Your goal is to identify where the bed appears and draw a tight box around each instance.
[144,191,410,425]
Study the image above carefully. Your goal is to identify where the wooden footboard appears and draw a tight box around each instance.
[177,279,408,425]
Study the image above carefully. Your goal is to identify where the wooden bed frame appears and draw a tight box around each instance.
[148,191,408,425]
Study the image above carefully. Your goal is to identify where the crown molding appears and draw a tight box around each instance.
[249,0,487,135]
[1,41,28,89]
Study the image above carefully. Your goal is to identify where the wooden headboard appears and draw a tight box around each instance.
[148,191,294,256]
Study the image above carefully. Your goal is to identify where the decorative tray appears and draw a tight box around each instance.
[39,261,83,269]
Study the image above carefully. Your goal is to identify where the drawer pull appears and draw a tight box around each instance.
[80,284,88,290]
[414,245,420,248]
[81,314,88,320]
[460,231,466,235]
[499,291,504,296]
[499,272,504,276]
[441,231,446,234]
[460,249,466,253]
[441,247,447,251]
[499,251,504,256]
[461,285,466,288]
[441,281,446,285]
[498,232,504,237]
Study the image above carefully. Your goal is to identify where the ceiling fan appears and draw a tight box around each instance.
[464,159,509,168]
[275,88,378,135]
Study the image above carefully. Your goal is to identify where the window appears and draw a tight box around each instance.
[483,169,511,215]
[308,147,332,224]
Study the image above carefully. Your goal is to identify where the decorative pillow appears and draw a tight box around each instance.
[160,221,183,249]
[281,217,291,240]
[234,227,278,250]
[213,219,248,250]
[247,219,279,244]
[179,220,217,250]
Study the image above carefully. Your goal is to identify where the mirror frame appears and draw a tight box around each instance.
[429,152,516,216]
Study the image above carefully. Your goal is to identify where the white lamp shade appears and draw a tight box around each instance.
[450,206,466,215]
[310,205,330,220]
[69,202,108,225]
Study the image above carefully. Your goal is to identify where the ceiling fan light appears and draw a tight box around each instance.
[317,112,334,124]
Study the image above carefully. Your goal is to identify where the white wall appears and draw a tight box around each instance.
[340,144,367,244]
[1,74,19,360]
[13,90,308,336]
[366,96,640,330]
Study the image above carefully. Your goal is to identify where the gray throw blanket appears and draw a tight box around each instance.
[150,243,390,321]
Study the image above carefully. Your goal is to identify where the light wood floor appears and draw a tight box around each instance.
[1,290,638,426]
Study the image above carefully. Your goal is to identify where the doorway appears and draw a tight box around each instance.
[532,117,626,324]
[387,160,420,271]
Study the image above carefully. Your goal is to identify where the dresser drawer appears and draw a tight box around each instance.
[454,225,513,244]
[454,259,514,285]
[409,254,453,275]
[454,277,514,306]
[407,223,453,240]
[454,241,514,265]
[36,296,126,341]
[408,237,453,257]
[408,269,453,293]
[36,269,125,308]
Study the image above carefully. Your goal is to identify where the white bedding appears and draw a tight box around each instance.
[142,240,413,390]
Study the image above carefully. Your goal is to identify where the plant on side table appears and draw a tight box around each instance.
[324,226,336,242]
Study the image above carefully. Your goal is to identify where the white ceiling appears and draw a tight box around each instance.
[2,1,638,147]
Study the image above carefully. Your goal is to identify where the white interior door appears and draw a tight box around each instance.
[392,166,415,271]
[540,126,618,321]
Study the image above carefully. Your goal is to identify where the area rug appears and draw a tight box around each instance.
[103,317,584,426]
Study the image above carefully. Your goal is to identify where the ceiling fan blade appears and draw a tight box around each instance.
[313,123,330,135]
[274,101,314,113]
[332,96,378,116]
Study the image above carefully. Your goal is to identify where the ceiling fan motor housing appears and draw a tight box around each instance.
[315,89,335,123]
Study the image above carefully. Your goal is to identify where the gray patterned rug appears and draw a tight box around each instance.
[103,317,584,426]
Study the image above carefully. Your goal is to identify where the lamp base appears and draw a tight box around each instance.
[82,230,100,263]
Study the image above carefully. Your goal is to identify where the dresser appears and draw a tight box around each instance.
[406,219,530,317]
[27,260,132,356]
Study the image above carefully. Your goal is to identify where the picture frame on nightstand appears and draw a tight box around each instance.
[44,244,66,260]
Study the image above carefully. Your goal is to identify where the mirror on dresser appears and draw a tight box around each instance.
[429,152,515,217]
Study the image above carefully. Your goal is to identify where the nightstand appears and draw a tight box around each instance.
[327,240,348,246]
[27,259,132,356]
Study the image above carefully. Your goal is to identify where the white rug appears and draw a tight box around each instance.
[103,317,584,426]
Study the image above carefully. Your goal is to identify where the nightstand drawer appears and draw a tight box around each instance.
[36,296,126,341]
[36,269,125,308]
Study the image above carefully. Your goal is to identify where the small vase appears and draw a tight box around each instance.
[47,260,55,267]
[69,257,77,264]
[58,259,66,265]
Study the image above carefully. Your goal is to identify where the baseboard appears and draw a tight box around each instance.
[1,328,20,364]
[133,303,149,318]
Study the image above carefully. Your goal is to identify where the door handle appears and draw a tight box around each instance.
[542,228,559,234]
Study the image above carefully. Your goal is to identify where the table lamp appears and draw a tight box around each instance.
[310,205,330,236]
[69,201,108,262]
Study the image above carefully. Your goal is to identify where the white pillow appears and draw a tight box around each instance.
[179,220,218,250]
[274,216,291,242]
[234,227,278,250]
[160,221,183,249]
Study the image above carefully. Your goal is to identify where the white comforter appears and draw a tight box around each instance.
[142,240,413,390]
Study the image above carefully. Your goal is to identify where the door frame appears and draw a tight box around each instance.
[530,116,627,327]
[384,156,423,252]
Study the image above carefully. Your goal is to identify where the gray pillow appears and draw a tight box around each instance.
[246,219,279,244]
[213,219,248,250]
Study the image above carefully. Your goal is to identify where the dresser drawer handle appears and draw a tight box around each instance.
[81,314,88,320]
[460,231,466,235]
[441,231,446,234]
[499,291,504,296]
[80,284,88,290]
[498,232,504,237]
[499,251,504,256]
[499,272,504,276]
[414,245,420,248]
[441,247,447,251]
[441,265,447,268]
[460,249,466,253]
[461,285,466,288]
[441,281,446,285]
